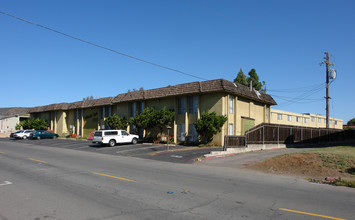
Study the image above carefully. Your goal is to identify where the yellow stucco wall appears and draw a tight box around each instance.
[270,109,343,129]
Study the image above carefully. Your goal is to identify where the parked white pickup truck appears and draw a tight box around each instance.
[92,130,139,147]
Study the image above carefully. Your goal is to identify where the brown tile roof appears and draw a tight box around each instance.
[28,79,276,113]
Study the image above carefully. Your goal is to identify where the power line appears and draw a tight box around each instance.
[0,10,208,81]
[268,82,325,93]
[275,83,326,107]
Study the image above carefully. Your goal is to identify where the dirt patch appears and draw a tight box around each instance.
[249,153,355,182]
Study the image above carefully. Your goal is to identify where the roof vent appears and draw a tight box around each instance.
[233,83,238,88]
[254,89,261,99]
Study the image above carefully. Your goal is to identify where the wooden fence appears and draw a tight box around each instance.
[245,123,355,145]
[224,123,355,148]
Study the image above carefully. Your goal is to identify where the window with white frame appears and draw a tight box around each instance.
[304,118,309,123]
[265,107,269,120]
[228,123,234,135]
[318,118,322,123]
[277,113,283,120]
[229,95,234,114]
[330,119,333,124]
[311,117,315,122]
[335,120,338,125]
[177,124,186,141]
[296,116,301,122]
[288,115,292,121]
[324,119,326,123]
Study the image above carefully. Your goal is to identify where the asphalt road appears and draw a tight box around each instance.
[0,139,354,220]
[3,138,220,163]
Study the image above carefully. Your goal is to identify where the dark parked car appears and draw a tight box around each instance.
[30,130,59,140]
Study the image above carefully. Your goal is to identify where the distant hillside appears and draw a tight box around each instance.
[0,107,30,119]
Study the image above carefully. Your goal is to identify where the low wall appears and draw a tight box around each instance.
[0,131,11,138]
[205,144,286,158]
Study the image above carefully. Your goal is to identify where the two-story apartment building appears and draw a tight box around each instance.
[270,109,343,129]
[28,79,277,145]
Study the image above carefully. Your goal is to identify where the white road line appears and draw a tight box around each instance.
[0,181,12,186]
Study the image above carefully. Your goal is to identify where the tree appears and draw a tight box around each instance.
[247,69,265,91]
[234,68,266,92]
[30,118,49,130]
[347,118,355,126]
[129,107,157,139]
[155,107,175,136]
[105,114,128,130]
[16,119,48,130]
[234,68,248,86]
[193,111,227,144]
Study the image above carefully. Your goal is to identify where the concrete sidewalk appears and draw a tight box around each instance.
[196,147,313,169]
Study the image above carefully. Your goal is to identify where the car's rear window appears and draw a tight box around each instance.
[94,131,102,137]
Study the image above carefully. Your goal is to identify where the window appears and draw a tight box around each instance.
[330,119,333,124]
[188,96,198,114]
[324,119,326,124]
[139,102,144,114]
[188,124,198,142]
[105,131,118,136]
[131,103,136,117]
[311,116,315,122]
[335,121,338,125]
[304,118,309,123]
[277,113,282,120]
[177,124,185,141]
[318,118,321,123]
[228,123,234,135]
[121,131,129,136]
[287,115,292,122]
[75,109,78,121]
[178,97,186,114]
[105,106,111,117]
[229,95,234,114]
[296,116,301,122]
[100,106,105,119]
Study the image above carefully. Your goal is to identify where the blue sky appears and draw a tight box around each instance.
[1,0,354,123]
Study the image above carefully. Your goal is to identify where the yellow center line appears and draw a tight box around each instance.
[92,172,137,183]
[279,208,346,220]
[28,158,47,163]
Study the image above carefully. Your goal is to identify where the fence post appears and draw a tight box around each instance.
[223,135,227,151]
[277,125,279,145]
[262,125,264,145]
[301,127,303,143]
[290,127,292,144]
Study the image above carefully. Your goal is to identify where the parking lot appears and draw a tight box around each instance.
[1,138,222,163]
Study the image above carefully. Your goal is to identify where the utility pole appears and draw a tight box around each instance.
[321,52,334,129]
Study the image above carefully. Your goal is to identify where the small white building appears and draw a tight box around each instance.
[0,114,30,133]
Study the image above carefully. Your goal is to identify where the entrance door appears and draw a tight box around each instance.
[242,118,255,135]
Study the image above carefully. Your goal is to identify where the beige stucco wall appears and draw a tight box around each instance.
[270,109,343,129]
